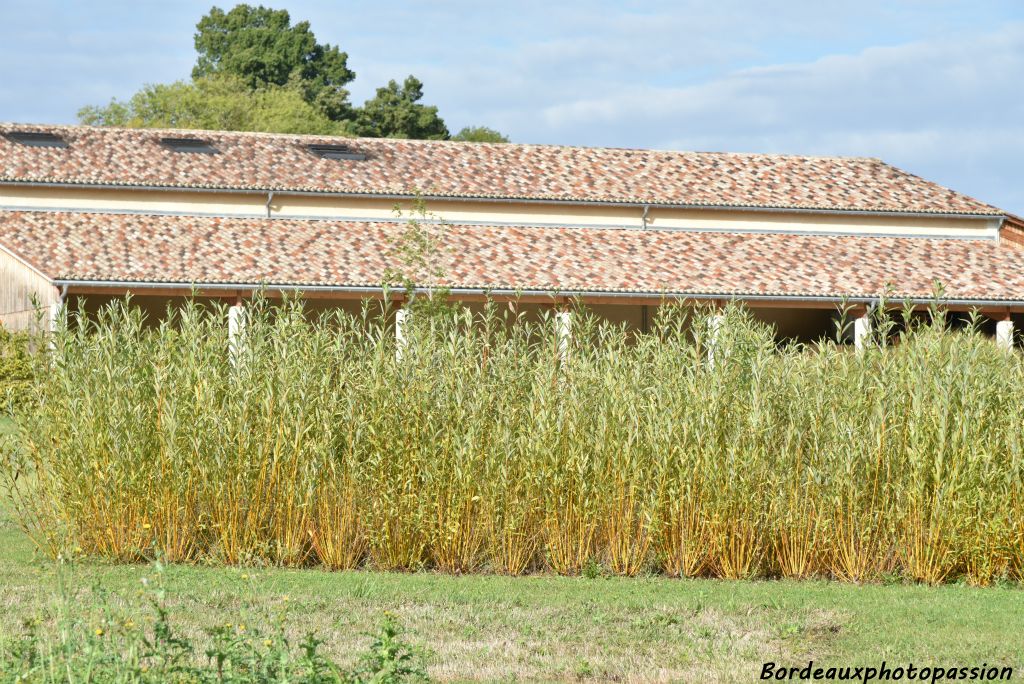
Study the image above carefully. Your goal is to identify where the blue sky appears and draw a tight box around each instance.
[1,1,1023,213]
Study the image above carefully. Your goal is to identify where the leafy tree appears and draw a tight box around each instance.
[78,75,345,135]
[77,4,496,141]
[451,126,509,143]
[192,4,355,121]
[352,76,449,140]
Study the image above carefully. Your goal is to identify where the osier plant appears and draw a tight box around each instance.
[4,296,1024,585]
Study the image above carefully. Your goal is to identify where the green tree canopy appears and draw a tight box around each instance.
[352,76,449,140]
[193,4,355,120]
[451,126,510,143]
[77,75,345,135]
[77,4,509,142]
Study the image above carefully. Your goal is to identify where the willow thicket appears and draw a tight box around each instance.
[6,297,1024,585]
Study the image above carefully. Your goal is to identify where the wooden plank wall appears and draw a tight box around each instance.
[0,249,54,332]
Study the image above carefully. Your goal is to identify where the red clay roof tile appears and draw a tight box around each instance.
[0,123,1003,215]
[2,210,1023,302]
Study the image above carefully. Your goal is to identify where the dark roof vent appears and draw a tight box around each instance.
[161,137,218,154]
[308,143,366,161]
[5,131,68,148]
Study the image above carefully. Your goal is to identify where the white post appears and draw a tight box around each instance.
[228,300,246,365]
[48,300,64,334]
[707,313,725,364]
[395,307,410,361]
[854,314,872,353]
[555,309,572,362]
[996,318,1014,350]
[48,297,65,352]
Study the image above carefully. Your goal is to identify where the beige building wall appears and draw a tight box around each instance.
[0,184,1001,238]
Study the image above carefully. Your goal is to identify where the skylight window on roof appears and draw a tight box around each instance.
[308,144,367,161]
[4,131,68,148]
[161,137,218,154]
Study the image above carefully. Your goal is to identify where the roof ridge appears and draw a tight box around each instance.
[0,121,884,162]
[0,121,1003,216]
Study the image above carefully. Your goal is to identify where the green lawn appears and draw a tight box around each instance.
[1,493,1022,683]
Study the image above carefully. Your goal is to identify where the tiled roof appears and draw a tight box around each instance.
[3,210,1024,302]
[0,123,1003,216]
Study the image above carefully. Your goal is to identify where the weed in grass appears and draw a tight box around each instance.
[0,557,429,683]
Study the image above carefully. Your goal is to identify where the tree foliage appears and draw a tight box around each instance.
[451,126,510,143]
[78,75,346,135]
[352,76,449,140]
[192,4,355,121]
[77,3,508,142]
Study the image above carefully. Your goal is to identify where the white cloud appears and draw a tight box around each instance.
[520,23,1024,212]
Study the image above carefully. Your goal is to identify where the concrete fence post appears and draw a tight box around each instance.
[48,300,64,335]
[854,314,872,353]
[228,299,246,365]
[395,307,410,362]
[555,309,572,362]
[47,300,64,352]
[996,318,1015,351]
[707,312,725,364]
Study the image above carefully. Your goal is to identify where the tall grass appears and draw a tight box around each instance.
[5,296,1024,584]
